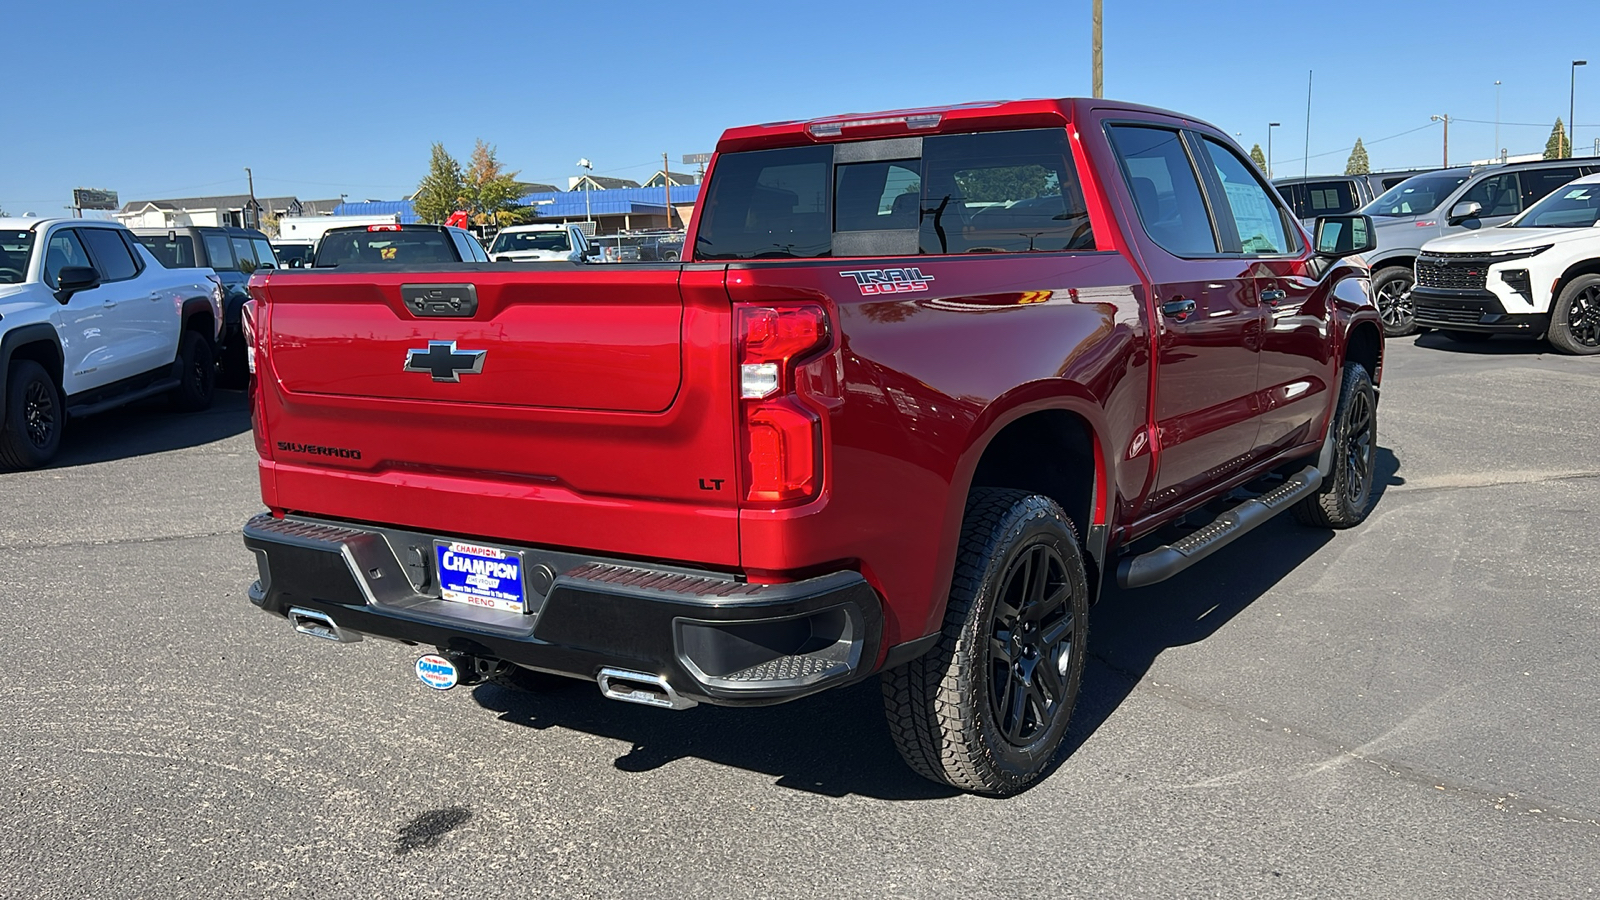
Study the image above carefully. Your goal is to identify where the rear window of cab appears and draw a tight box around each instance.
[695,128,1095,260]
[315,229,460,266]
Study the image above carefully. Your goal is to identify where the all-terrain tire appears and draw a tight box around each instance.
[1373,266,1419,337]
[171,330,216,412]
[0,360,63,470]
[1293,363,1378,528]
[881,488,1090,796]
[1547,274,1600,356]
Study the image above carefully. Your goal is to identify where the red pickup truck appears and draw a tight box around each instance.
[242,98,1383,795]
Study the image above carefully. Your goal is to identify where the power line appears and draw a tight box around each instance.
[1274,120,1441,166]
[1452,117,1598,128]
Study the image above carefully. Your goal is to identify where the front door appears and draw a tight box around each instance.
[42,227,125,396]
[1103,123,1266,509]
[1191,135,1334,458]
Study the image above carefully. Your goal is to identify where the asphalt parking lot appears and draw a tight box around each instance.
[4,333,1597,899]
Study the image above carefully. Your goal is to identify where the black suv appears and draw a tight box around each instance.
[132,225,278,385]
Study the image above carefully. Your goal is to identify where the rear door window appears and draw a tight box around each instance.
[202,232,236,271]
[1107,124,1219,256]
[79,228,142,281]
[1200,138,1294,254]
[1517,167,1587,211]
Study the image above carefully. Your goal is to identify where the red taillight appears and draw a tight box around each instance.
[368,224,402,232]
[244,292,272,460]
[736,304,830,504]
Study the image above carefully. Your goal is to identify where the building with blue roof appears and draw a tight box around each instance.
[330,184,699,234]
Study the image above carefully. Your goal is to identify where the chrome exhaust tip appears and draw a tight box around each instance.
[287,607,361,643]
[596,668,696,710]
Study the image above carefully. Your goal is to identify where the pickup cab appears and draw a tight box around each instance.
[0,218,222,469]
[240,98,1384,795]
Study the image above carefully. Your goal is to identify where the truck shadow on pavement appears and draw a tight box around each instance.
[473,448,1401,801]
[46,389,251,469]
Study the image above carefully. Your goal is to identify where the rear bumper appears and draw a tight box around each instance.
[241,513,884,706]
[1412,289,1549,334]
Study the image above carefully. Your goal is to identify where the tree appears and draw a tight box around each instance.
[413,142,466,224]
[462,139,524,227]
[1545,118,1570,159]
[1344,138,1370,175]
[1250,144,1267,171]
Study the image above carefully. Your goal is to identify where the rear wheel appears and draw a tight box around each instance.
[0,360,63,470]
[1373,266,1419,337]
[171,330,215,412]
[1441,330,1493,344]
[882,489,1089,796]
[1294,363,1378,529]
[1547,274,1600,356]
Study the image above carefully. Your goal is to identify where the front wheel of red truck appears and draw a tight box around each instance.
[882,489,1089,796]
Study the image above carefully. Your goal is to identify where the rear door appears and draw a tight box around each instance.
[1103,121,1266,506]
[78,226,175,375]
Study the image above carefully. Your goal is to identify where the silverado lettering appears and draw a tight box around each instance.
[276,442,362,459]
[240,97,1384,796]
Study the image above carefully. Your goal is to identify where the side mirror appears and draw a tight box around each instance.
[287,258,303,269]
[55,265,101,303]
[1312,214,1378,258]
[1449,200,1483,223]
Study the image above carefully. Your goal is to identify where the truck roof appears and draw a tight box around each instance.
[0,217,125,231]
[713,97,1214,154]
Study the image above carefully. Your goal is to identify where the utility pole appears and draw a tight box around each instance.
[663,152,673,228]
[1303,70,1313,179]
[1091,0,1103,99]
[1431,115,1450,166]
[1571,60,1587,159]
[244,166,258,229]
[1268,122,1280,178]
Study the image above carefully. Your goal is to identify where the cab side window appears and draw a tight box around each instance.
[203,233,236,271]
[79,228,142,281]
[251,238,279,270]
[1200,138,1294,255]
[43,229,92,288]
[231,237,259,274]
[1518,167,1586,211]
[1107,125,1219,256]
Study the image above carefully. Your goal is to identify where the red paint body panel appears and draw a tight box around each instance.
[248,97,1381,658]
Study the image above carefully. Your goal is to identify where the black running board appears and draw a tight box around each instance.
[1117,465,1323,589]
[66,378,180,418]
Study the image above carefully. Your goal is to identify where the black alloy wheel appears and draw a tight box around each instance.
[1373,268,1417,337]
[988,543,1077,747]
[882,488,1090,795]
[22,379,56,450]
[1293,363,1379,529]
[1549,275,1600,355]
[1339,385,1375,510]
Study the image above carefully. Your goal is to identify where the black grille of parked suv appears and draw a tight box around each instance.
[1416,254,1491,292]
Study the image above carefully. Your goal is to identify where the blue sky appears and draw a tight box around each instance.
[3,0,1596,215]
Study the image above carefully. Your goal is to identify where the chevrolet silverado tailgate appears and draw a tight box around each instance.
[253,265,741,566]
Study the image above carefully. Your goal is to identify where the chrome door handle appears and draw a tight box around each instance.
[102,298,117,309]
[1161,298,1197,321]
[1261,289,1288,304]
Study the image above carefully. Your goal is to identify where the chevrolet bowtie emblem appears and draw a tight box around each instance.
[404,341,486,382]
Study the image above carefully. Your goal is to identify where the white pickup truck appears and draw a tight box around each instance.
[1413,173,1600,354]
[0,218,224,468]
[485,223,591,262]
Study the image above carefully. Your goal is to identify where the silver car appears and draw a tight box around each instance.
[1362,159,1600,336]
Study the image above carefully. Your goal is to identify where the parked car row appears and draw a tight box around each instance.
[1347,157,1600,351]
[1273,169,1437,229]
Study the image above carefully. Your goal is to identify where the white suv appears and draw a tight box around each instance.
[485,223,591,262]
[0,218,224,468]
[1412,173,1600,355]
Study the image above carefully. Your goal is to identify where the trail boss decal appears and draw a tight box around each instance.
[839,267,936,295]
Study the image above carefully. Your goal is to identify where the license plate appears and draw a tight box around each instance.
[434,541,526,614]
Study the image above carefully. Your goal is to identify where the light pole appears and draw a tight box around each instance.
[1494,80,1501,160]
[1570,61,1587,159]
[577,158,593,226]
[1267,122,1280,178]
[1431,115,1450,167]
